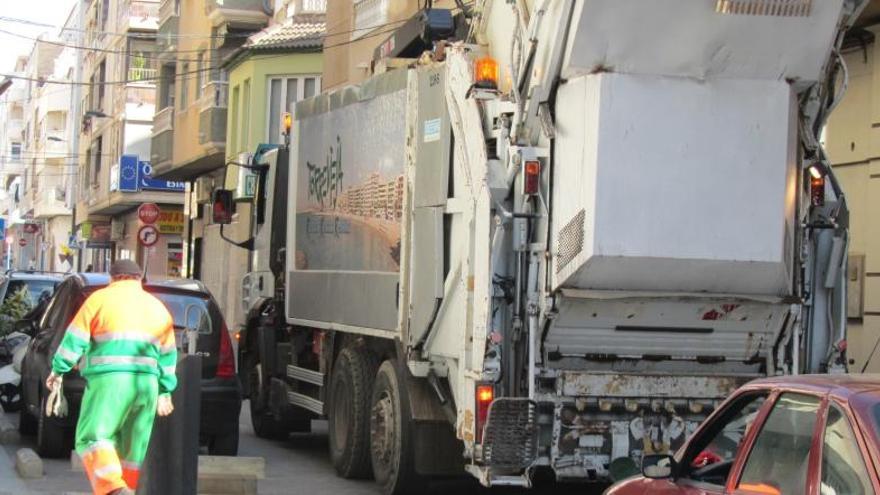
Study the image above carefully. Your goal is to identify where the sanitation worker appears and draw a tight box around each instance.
[46,259,177,495]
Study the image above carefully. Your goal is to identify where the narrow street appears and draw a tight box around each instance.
[2,404,602,495]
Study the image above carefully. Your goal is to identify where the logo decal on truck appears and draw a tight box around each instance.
[306,135,344,210]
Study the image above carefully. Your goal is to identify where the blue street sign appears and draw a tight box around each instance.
[119,155,185,193]
[0,218,6,241]
[119,155,139,192]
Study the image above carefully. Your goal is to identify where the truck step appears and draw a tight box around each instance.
[287,391,323,415]
[482,399,538,471]
[286,365,324,386]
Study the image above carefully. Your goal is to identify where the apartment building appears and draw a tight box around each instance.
[823,2,880,371]
[0,56,29,268]
[75,0,185,275]
[323,0,458,90]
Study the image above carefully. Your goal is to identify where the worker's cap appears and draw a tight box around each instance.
[109,259,142,276]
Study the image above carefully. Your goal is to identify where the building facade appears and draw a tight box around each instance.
[75,0,185,276]
[824,3,880,371]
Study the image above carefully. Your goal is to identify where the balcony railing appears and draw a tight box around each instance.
[128,66,159,83]
[199,81,229,112]
[153,106,174,134]
[299,0,327,13]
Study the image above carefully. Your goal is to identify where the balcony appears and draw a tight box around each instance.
[156,2,179,61]
[43,130,67,155]
[128,66,158,83]
[118,0,160,31]
[34,187,70,219]
[295,0,327,14]
[205,0,269,29]
[198,81,229,112]
[151,107,174,171]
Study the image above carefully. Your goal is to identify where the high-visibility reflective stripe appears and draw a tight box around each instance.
[67,326,90,342]
[162,366,176,375]
[90,356,157,367]
[93,332,161,347]
[56,346,80,362]
[81,440,115,455]
[93,463,122,478]
[120,460,141,470]
[159,343,176,354]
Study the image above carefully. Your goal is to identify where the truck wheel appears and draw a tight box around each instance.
[37,396,68,458]
[370,360,419,495]
[328,346,377,479]
[246,355,288,439]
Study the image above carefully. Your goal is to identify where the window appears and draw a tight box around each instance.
[230,85,240,154]
[242,78,251,150]
[100,0,110,30]
[267,76,320,144]
[97,61,106,111]
[680,393,767,487]
[91,136,103,186]
[195,50,205,99]
[738,393,821,495]
[10,143,21,161]
[822,406,873,495]
[179,63,189,109]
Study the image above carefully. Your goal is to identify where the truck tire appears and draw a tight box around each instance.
[370,360,420,495]
[37,396,68,458]
[246,354,288,440]
[328,346,378,479]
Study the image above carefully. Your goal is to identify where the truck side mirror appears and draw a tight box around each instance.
[212,189,234,225]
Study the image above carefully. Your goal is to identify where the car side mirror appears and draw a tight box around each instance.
[642,454,676,479]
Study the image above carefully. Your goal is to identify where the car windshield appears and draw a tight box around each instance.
[6,279,59,307]
[150,291,213,334]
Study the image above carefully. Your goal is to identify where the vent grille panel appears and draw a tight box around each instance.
[715,0,811,17]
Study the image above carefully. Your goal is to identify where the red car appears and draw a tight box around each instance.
[607,374,880,495]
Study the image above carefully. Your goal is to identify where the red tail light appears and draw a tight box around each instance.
[216,325,236,378]
[810,176,825,207]
[523,160,540,196]
[475,384,494,443]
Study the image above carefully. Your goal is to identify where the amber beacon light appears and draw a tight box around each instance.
[474,56,499,89]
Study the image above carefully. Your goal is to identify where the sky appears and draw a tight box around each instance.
[0,0,77,74]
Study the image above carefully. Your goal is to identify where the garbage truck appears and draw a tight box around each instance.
[216,0,865,492]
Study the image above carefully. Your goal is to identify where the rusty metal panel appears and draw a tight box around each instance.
[558,373,741,399]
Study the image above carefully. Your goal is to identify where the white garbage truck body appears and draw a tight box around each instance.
[233,0,864,492]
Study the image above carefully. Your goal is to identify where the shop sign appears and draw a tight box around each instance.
[157,210,185,235]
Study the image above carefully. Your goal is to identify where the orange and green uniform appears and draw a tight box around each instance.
[52,279,177,495]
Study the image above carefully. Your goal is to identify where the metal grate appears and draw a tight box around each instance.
[556,209,585,274]
[482,399,538,470]
[715,0,811,17]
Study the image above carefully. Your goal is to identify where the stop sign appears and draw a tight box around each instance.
[18,238,26,247]
[138,203,160,224]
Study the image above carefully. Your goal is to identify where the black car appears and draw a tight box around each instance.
[17,273,242,457]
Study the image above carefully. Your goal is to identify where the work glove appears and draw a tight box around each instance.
[157,394,174,417]
[45,372,68,418]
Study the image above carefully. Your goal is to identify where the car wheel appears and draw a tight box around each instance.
[0,383,21,412]
[246,354,288,440]
[209,429,240,456]
[37,395,68,458]
[18,404,37,435]
[328,346,378,479]
[370,360,420,495]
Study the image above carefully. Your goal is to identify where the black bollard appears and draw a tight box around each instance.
[137,355,201,495]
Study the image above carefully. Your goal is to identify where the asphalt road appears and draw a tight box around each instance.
[2,403,604,495]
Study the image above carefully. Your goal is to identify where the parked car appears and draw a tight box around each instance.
[17,273,242,458]
[0,271,63,308]
[607,374,880,495]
